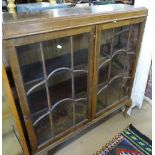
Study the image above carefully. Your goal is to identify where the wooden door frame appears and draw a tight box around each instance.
[92,17,147,119]
[6,25,95,153]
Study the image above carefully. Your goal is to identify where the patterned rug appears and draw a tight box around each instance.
[94,124,152,155]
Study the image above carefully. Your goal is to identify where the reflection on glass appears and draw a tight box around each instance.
[120,78,131,100]
[43,37,71,75]
[107,78,122,106]
[74,72,87,99]
[97,87,107,113]
[113,26,129,52]
[52,100,73,136]
[33,113,52,145]
[27,83,48,114]
[123,54,134,77]
[17,33,90,144]
[17,43,44,83]
[98,62,109,87]
[129,24,139,51]
[97,78,122,113]
[73,33,89,124]
[48,70,72,106]
[100,29,113,59]
[73,33,89,70]
[75,100,88,124]
[110,52,127,78]
[96,24,139,114]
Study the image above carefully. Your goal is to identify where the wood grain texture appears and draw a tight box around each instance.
[3,5,147,39]
[92,25,101,119]
[7,40,38,152]
[87,26,96,121]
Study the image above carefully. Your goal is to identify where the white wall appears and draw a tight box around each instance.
[129,0,153,114]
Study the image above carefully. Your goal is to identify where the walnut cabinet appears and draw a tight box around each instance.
[2,4,147,154]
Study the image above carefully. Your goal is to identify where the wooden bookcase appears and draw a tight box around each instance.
[2,4,147,155]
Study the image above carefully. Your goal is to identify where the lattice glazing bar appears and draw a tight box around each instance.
[70,36,76,127]
[33,98,87,126]
[39,42,54,138]
[105,28,114,86]
[26,67,88,96]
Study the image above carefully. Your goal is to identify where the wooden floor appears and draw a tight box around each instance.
[48,100,152,155]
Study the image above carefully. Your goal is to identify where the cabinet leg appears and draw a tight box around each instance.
[123,99,132,117]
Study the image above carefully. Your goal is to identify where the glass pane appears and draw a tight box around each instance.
[96,87,107,113]
[43,37,71,74]
[17,43,49,114]
[113,26,129,53]
[74,72,88,123]
[48,70,72,106]
[32,113,52,145]
[75,100,88,124]
[73,33,89,124]
[73,33,89,70]
[17,43,51,145]
[74,72,87,99]
[97,63,109,113]
[110,52,126,79]
[96,24,139,114]
[100,29,113,59]
[98,62,109,87]
[129,24,139,52]
[52,100,73,136]
[120,78,132,100]
[17,43,44,83]
[107,77,122,106]
[123,54,135,77]
[26,83,48,114]
[16,32,91,144]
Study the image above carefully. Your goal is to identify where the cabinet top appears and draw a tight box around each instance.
[3,4,147,39]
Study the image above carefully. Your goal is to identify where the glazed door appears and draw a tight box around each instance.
[94,22,140,117]
[9,28,94,152]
